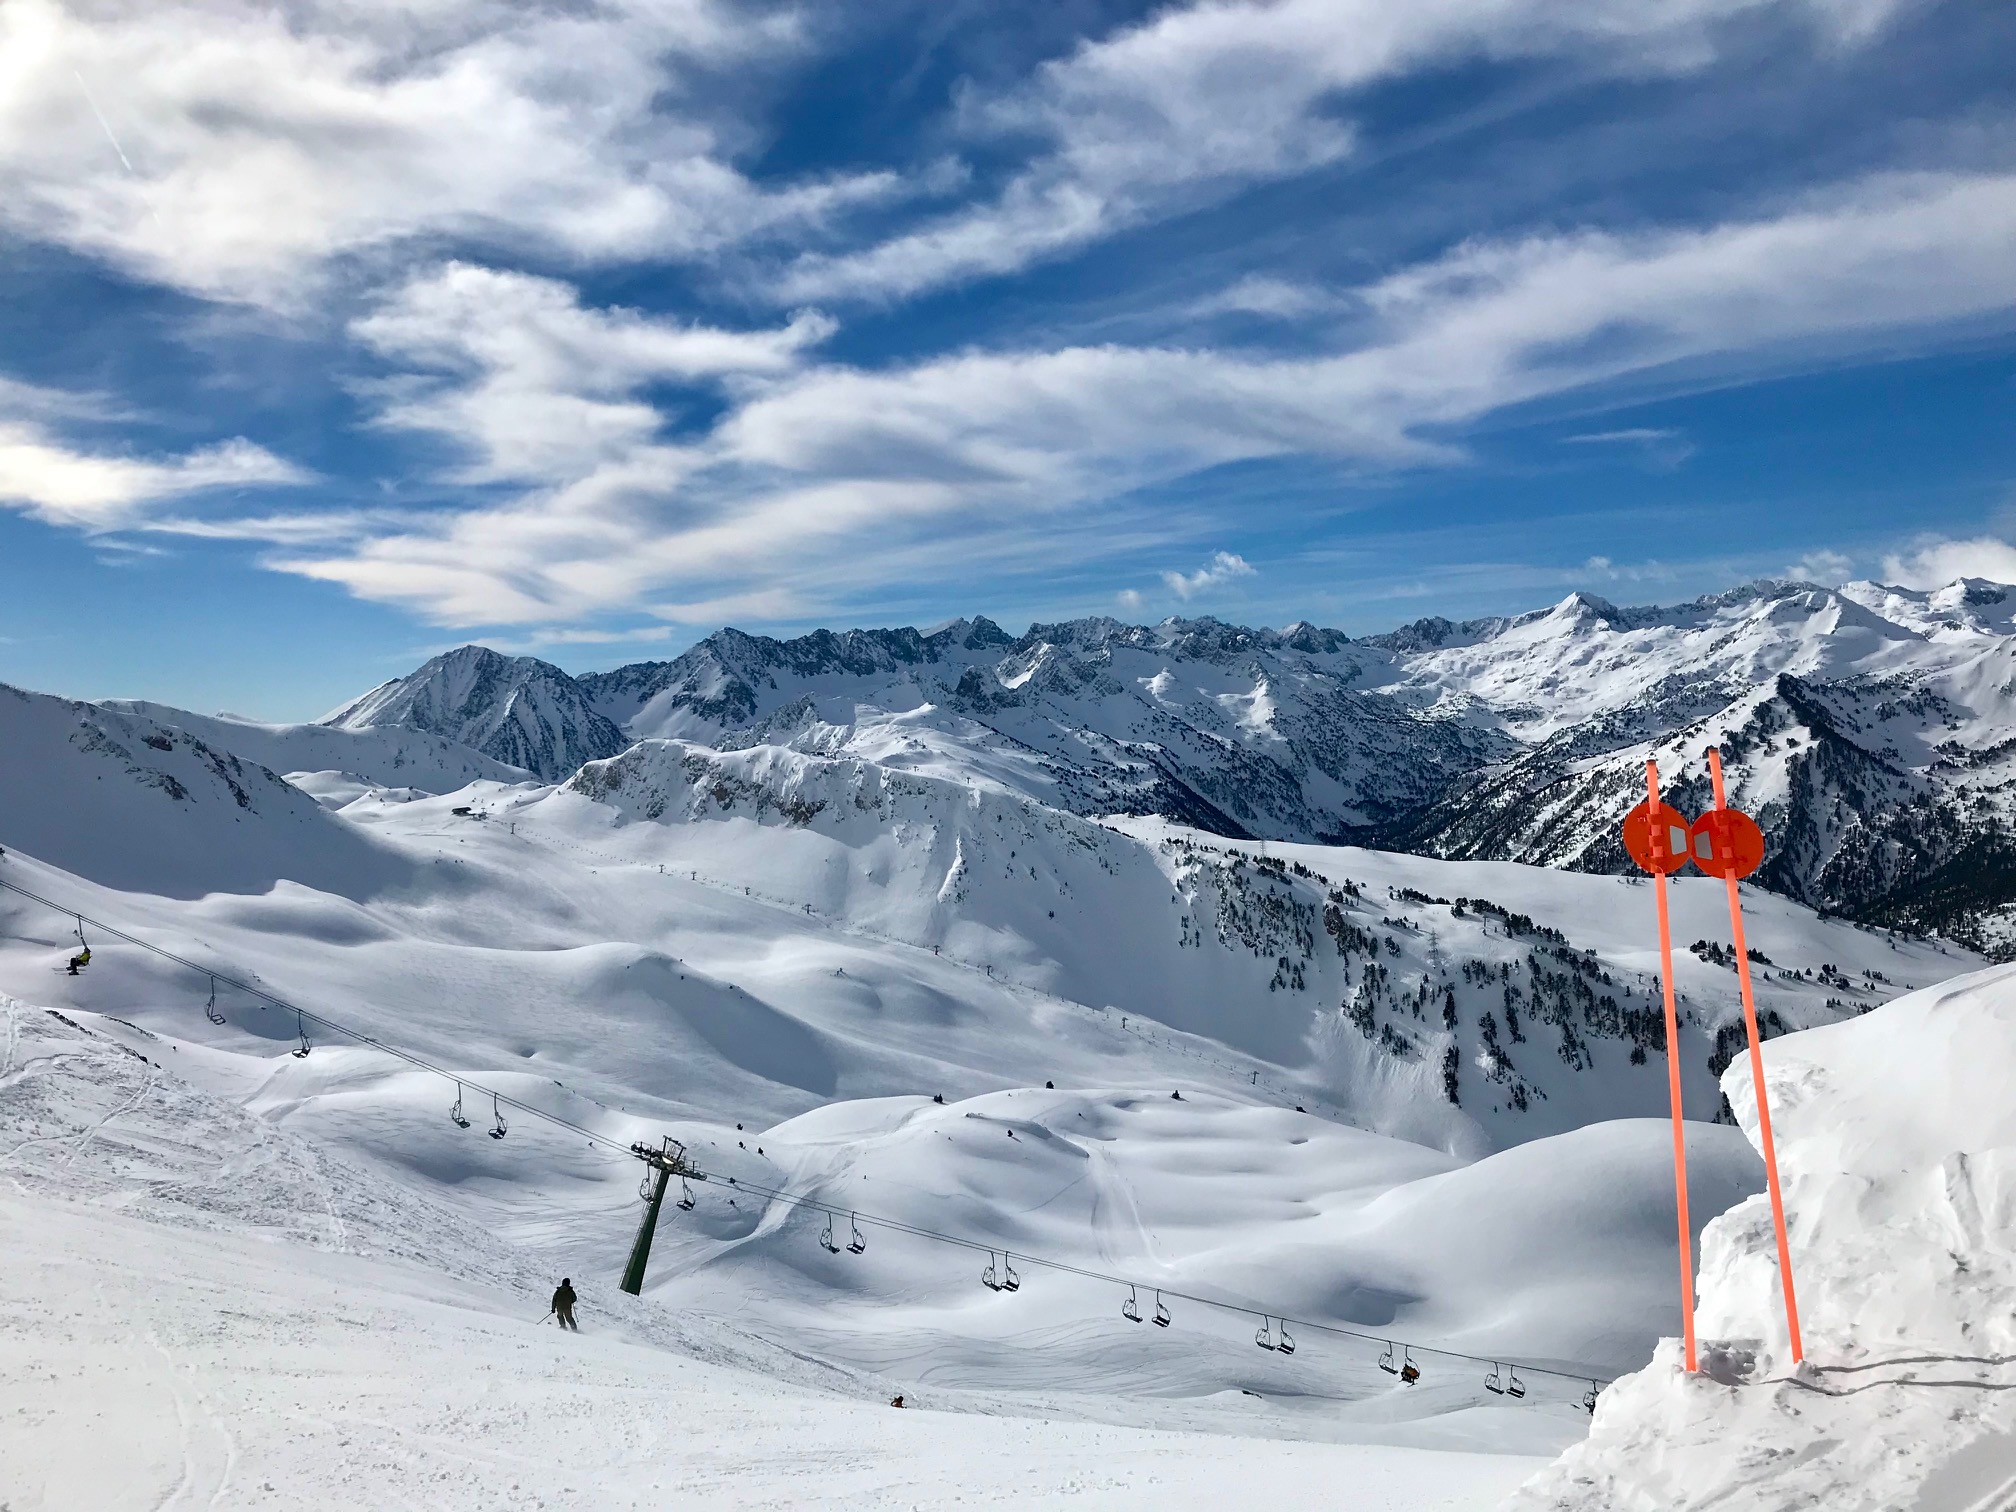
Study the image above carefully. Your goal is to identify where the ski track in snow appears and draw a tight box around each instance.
[0,1004,1545,1509]
[0,644,1999,1509]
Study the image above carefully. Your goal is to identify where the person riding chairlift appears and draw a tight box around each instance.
[66,946,91,976]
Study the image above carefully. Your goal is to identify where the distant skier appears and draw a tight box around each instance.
[550,1278,578,1331]
[66,947,91,976]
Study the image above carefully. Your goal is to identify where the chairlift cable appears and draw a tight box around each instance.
[0,871,1611,1394]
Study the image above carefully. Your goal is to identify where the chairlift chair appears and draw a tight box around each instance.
[449,1083,471,1128]
[204,978,227,1025]
[1001,1256,1020,1292]
[1277,1321,1296,1357]
[1581,1381,1599,1414]
[677,1178,696,1211]
[982,1254,1001,1291]
[1506,1368,1526,1400]
[1400,1349,1420,1385]
[820,1216,840,1253]
[488,1093,507,1139]
[1485,1364,1505,1396]
[847,1215,866,1254]
[1377,1343,1398,1375]
[1122,1286,1142,1323]
[1152,1291,1170,1328]
[292,1010,311,1058]
[1254,1317,1277,1351]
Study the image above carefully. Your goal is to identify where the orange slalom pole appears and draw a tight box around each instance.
[1647,759,1698,1374]
[1707,748,1805,1364]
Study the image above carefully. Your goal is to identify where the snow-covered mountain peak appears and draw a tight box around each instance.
[321,644,627,780]
[293,569,2016,952]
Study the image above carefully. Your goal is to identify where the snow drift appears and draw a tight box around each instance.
[1511,963,2016,1510]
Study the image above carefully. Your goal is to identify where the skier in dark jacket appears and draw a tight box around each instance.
[551,1279,578,1331]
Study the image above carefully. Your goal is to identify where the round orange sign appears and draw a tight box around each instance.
[1622,800,1692,875]
[1687,807,1765,880]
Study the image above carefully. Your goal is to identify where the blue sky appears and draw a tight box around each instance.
[2,0,2014,719]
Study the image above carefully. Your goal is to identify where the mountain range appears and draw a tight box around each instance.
[306,575,2016,956]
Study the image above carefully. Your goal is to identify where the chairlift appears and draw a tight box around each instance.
[1485,1363,1505,1396]
[204,977,226,1026]
[1400,1348,1420,1386]
[677,1178,696,1211]
[488,1092,507,1139]
[982,1253,1001,1291]
[1506,1367,1526,1400]
[847,1215,866,1255]
[820,1215,840,1253]
[292,1009,311,1058]
[1152,1290,1170,1328]
[1002,1255,1020,1292]
[449,1083,471,1128]
[1122,1285,1142,1323]
[1277,1321,1296,1357]
[1581,1380,1599,1414]
[1377,1342,1398,1375]
[1254,1316,1277,1352]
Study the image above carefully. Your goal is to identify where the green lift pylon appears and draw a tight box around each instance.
[621,1136,701,1296]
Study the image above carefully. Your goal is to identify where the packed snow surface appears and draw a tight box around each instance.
[1,1001,1545,1510]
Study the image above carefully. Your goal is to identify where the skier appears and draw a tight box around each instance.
[66,946,91,976]
[550,1278,578,1331]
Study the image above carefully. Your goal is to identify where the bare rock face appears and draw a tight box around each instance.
[319,646,629,782]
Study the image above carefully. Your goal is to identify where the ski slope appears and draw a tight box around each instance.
[0,1000,1541,1511]
[0,665,1997,1507]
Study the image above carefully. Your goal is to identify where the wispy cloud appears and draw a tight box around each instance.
[128,166,2016,627]
[0,0,900,306]
[0,419,308,531]
[1163,551,1256,599]
[770,0,1907,305]
[1787,548,1855,584]
[1882,535,2016,589]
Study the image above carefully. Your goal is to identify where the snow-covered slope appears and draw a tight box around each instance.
[577,616,1508,838]
[557,737,1967,1151]
[1511,962,2016,1511]
[97,696,535,795]
[328,573,2016,951]
[320,645,627,780]
[0,681,406,897]
[1383,581,2016,952]
[0,997,1554,1510]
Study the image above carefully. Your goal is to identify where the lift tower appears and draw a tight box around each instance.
[622,1136,703,1296]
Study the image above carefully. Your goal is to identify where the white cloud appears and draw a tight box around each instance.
[0,421,307,530]
[1882,537,2016,590]
[1188,276,1343,321]
[773,0,1905,303]
[353,262,835,485]
[1565,427,1681,445]
[51,163,2016,631]
[1116,587,1144,610]
[1787,548,1855,584]
[0,0,900,305]
[1164,551,1256,599]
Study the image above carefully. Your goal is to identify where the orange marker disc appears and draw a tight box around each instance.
[1687,807,1765,880]
[1622,800,1692,875]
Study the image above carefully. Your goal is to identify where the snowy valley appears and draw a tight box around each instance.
[2,575,2013,1509]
